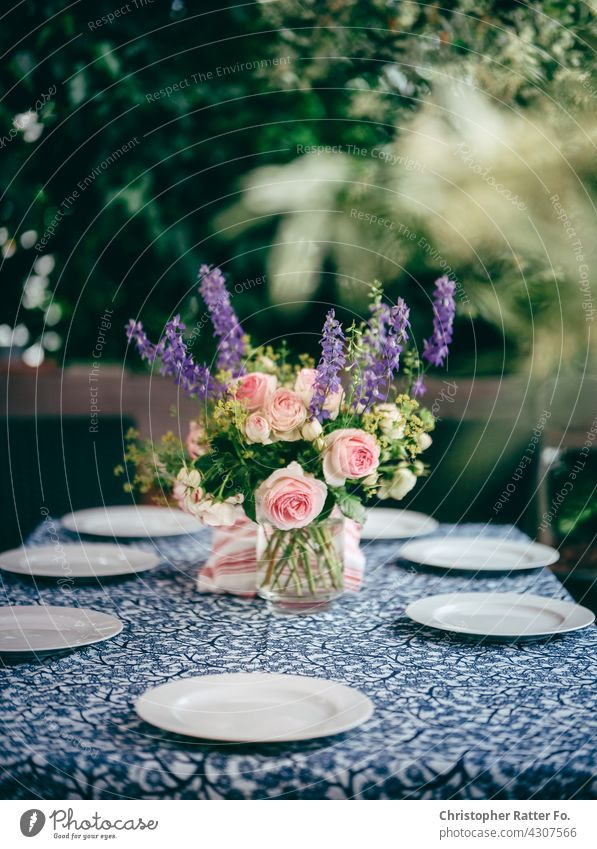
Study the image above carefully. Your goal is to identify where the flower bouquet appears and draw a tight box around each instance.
[122,266,455,612]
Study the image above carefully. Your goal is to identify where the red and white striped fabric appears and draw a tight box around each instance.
[197,515,365,596]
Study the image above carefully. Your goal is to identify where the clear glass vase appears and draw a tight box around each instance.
[256,518,345,615]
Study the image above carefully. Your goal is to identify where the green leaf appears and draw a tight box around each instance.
[243,492,257,523]
[333,488,367,524]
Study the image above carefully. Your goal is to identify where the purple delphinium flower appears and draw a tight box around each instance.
[126,315,216,400]
[198,264,246,375]
[310,309,346,422]
[380,298,410,378]
[126,320,157,363]
[351,300,390,410]
[422,275,456,368]
[412,376,426,397]
[353,297,410,410]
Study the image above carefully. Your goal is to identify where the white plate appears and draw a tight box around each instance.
[0,605,123,656]
[136,672,374,742]
[400,536,559,572]
[361,508,438,540]
[0,543,161,579]
[406,592,595,641]
[61,506,201,538]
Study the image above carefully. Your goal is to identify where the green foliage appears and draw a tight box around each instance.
[117,427,186,499]
[1,1,595,371]
[551,450,597,539]
[332,487,368,525]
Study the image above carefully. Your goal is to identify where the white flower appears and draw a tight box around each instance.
[418,433,433,451]
[254,354,277,374]
[14,112,43,143]
[375,403,405,439]
[362,472,379,487]
[378,468,417,501]
[14,111,37,131]
[184,493,243,526]
[173,467,203,510]
[227,492,245,505]
[193,497,244,526]
[177,467,201,488]
[301,418,323,441]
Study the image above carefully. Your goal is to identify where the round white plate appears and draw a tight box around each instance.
[406,592,595,641]
[61,506,201,538]
[361,508,438,540]
[136,672,374,742]
[0,605,123,656]
[400,536,559,572]
[0,543,161,580]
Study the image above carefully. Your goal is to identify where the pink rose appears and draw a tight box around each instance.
[294,368,318,405]
[294,367,343,419]
[256,461,327,530]
[186,420,209,459]
[245,412,272,445]
[235,372,277,412]
[266,388,307,441]
[322,428,380,487]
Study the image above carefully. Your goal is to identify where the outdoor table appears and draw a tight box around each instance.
[1,520,596,800]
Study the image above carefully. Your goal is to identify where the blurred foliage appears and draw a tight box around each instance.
[1,0,596,373]
[550,448,597,540]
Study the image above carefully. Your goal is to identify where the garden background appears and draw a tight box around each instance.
[1,1,596,601]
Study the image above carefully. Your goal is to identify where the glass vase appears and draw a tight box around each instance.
[256,518,345,614]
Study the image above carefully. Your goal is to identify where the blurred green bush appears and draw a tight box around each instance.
[1,0,595,373]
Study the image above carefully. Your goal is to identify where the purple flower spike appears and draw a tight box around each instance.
[198,264,246,375]
[126,319,157,363]
[353,297,410,410]
[125,316,216,400]
[381,298,410,377]
[310,309,346,422]
[412,376,426,397]
[423,275,456,368]
[351,299,389,410]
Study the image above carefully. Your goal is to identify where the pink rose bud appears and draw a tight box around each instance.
[266,388,307,441]
[322,428,380,487]
[235,372,277,411]
[245,413,272,445]
[255,461,328,530]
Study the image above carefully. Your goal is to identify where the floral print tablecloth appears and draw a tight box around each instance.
[0,521,596,800]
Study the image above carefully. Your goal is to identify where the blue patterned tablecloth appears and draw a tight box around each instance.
[0,520,596,800]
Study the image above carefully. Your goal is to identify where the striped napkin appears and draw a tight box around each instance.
[197,515,365,596]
